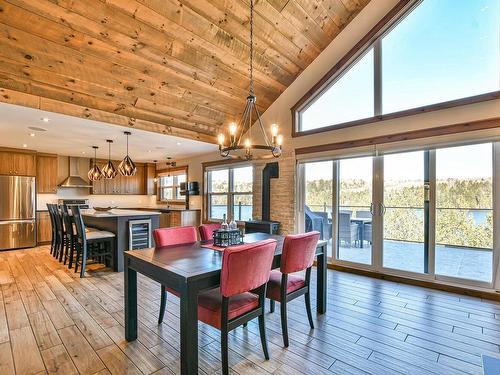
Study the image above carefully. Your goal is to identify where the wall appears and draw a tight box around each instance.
[36,156,157,209]
[158,0,500,234]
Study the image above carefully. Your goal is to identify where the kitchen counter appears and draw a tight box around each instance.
[82,209,160,272]
[82,209,161,217]
[122,207,201,213]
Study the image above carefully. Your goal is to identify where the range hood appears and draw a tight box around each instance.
[59,157,92,188]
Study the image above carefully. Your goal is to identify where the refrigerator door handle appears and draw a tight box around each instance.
[0,219,36,224]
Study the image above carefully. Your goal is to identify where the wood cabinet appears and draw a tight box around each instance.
[145,163,156,195]
[158,210,201,228]
[37,211,52,244]
[0,149,36,176]
[36,154,58,193]
[90,159,147,195]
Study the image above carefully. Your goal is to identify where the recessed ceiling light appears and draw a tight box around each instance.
[148,150,152,153]
[176,142,181,146]
[41,117,49,123]
[29,133,35,137]
[28,126,47,132]
[22,144,27,148]
[81,151,86,155]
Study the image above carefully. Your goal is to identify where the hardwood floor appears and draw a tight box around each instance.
[0,246,499,374]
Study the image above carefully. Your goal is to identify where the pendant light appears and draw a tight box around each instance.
[102,139,117,179]
[88,146,103,181]
[118,131,137,176]
[216,0,283,160]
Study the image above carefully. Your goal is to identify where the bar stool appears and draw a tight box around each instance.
[70,205,115,278]
[197,239,277,375]
[46,203,58,256]
[198,223,222,241]
[153,226,198,324]
[266,231,320,347]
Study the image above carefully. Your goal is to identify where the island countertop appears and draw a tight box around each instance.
[82,209,161,217]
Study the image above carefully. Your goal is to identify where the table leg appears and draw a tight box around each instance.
[180,283,198,374]
[316,243,327,314]
[124,261,137,341]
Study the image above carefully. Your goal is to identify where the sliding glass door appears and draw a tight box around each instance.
[435,144,493,283]
[337,157,373,265]
[382,151,428,273]
[304,161,333,257]
[298,141,497,288]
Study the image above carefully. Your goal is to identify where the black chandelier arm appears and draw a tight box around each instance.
[235,97,253,146]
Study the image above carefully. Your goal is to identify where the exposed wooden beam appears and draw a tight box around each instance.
[0,87,218,143]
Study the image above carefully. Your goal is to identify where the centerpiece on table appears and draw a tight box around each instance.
[212,214,244,247]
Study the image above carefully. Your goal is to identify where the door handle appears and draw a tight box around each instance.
[0,219,35,225]
[369,203,374,216]
[378,203,387,215]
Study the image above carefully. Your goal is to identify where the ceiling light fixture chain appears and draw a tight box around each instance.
[216,0,283,160]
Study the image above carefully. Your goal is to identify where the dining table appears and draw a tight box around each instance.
[124,232,328,375]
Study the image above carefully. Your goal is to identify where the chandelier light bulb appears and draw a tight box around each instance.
[244,138,251,149]
[217,133,225,146]
[271,124,278,137]
[229,122,237,136]
[276,134,283,146]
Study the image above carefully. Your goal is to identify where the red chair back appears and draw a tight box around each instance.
[221,239,277,298]
[153,226,198,247]
[280,232,320,274]
[198,223,222,241]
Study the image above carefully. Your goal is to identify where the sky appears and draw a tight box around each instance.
[301,0,500,130]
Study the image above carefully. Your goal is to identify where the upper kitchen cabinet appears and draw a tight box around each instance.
[36,153,58,193]
[0,148,36,176]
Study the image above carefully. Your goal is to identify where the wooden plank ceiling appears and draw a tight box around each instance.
[0,0,369,143]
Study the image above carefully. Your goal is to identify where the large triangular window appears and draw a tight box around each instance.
[296,0,500,133]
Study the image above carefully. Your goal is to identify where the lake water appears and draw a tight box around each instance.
[211,205,253,221]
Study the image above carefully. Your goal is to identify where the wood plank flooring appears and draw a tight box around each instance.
[0,246,499,374]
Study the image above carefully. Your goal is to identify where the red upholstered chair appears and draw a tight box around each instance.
[198,239,277,375]
[198,223,222,241]
[153,226,198,324]
[267,231,320,347]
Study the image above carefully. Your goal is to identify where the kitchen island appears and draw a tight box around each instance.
[82,209,160,272]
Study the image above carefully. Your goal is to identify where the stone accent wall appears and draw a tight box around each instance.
[251,152,296,235]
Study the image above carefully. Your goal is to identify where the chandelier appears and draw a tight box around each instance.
[88,146,102,182]
[102,139,118,179]
[118,131,137,176]
[217,0,283,160]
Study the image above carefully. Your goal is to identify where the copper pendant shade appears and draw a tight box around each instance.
[88,146,103,181]
[118,131,137,176]
[102,139,117,179]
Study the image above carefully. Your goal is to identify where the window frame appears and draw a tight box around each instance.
[292,0,500,137]
[156,167,188,204]
[206,164,253,222]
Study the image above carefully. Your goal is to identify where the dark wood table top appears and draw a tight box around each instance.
[124,232,326,281]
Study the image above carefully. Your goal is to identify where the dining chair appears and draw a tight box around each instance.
[198,223,222,241]
[153,226,198,324]
[50,204,65,260]
[71,205,115,278]
[197,239,277,375]
[267,231,320,347]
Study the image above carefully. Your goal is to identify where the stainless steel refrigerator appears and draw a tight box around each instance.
[0,176,36,250]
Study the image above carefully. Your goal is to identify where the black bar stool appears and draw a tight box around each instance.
[46,203,57,256]
[70,205,115,278]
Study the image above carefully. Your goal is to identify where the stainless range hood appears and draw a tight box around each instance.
[59,157,92,188]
